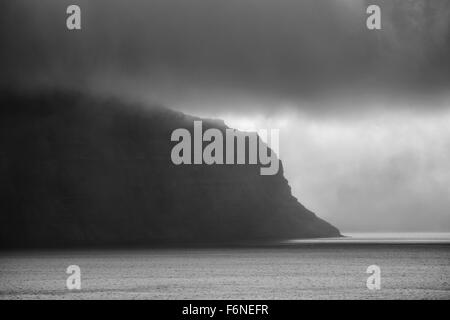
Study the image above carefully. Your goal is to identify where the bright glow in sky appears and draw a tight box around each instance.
[221,108,450,233]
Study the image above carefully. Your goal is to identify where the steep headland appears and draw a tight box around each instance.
[0,90,340,248]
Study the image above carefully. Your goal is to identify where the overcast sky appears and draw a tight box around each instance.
[2,0,450,232]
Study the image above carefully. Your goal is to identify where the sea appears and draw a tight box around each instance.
[1,233,449,299]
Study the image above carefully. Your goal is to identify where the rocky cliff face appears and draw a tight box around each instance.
[0,91,340,248]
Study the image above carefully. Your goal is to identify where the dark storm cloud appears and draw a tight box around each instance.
[1,0,449,233]
[1,0,450,114]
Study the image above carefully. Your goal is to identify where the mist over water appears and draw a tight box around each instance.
[285,232,450,244]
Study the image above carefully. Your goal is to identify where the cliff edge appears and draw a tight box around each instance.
[0,91,340,248]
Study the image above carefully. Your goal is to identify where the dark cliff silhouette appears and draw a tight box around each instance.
[0,90,340,248]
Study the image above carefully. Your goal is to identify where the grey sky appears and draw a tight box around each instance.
[1,0,449,231]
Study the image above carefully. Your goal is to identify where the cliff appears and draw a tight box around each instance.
[0,90,340,248]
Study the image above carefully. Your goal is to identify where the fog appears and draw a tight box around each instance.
[1,0,449,232]
[222,108,450,232]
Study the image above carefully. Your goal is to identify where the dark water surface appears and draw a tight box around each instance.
[1,234,449,299]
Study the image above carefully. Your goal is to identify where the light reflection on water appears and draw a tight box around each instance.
[285,232,450,244]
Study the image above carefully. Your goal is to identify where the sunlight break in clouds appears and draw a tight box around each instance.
[247,109,450,233]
